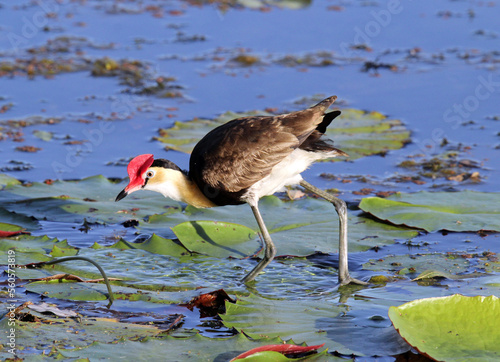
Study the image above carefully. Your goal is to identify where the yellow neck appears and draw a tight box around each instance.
[180,177,217,208]
[146,168,216,208]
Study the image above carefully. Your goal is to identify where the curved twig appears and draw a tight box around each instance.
[39,256,114,308]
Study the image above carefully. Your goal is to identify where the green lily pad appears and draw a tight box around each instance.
[0,222,24,233]
[0,173,21,188]
[221,293,409,357]
[155,108,410,160]
[389,294,500,361]
[359,191,500,232]
[324,109,410,161]
[412,269,461,281]
[0,175,183,223]
[172,221,258,258]
[0,249,51,265]
[33,129,53,141]
[0,234,77,256]
[363,253,474,276]
[24,280,109,302]
[0,207,39,230]
[108,234,191,257]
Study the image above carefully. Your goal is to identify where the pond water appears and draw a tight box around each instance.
[1,0,499,360]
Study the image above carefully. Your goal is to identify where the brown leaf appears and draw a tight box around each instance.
[353,188,374,195]
[15,145,41,152]
[375,191,397,198]
[180,289,235,318]
[32,273,85,282]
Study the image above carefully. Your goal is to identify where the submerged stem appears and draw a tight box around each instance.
[40,256,114,308]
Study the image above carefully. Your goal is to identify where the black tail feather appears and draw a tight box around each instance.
[316,110,341,134]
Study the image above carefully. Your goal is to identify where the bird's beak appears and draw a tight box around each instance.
[115,188,128,202]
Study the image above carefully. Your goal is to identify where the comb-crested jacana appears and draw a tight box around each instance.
[116,96,366,285]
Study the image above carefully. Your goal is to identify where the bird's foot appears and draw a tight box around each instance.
[339,275,369,287]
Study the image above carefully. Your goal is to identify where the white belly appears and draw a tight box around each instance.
[242,148,331,204]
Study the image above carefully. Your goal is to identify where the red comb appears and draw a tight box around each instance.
[127,154,154,187]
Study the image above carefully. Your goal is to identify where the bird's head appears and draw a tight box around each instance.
[115,154,184,202]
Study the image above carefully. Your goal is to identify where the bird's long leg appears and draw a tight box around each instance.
[299,180,367,286]
[241,203,277,283]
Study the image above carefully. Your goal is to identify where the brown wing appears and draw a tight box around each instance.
[194,116,299,192]
[189,96,337,204]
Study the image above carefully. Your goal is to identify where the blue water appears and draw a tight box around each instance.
[0,0,498,191]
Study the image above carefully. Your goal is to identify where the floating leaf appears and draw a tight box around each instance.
[0,234,77,255]
[412,269,460,281]
[221,293,409,356]
[0,227,26,237]
[25,280,109,302]
[32,130,53,141]
[0,249,51,265]
[389,295,500,361]
[155,108,410,160]
[0,173,21,188]
[363,253,476,277]
[231,343,325,361]
[324,109,410,161]
[108,234,190,257]
[359,191,500,232]
[173,221,258,258]
[0,207,39,230]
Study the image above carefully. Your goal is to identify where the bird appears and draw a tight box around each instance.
[115,96,366,285]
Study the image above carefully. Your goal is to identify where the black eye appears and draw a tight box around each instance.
[146,170,155,178]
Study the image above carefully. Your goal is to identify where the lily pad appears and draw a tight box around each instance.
[0,249,51,265]
[0,207,39,230]
[363,253,473,276]
[172,221,258,258]
[324,109,410,161]
[108,234,191,258]
[221,293,409,357]
[33,130,53,141]
[155,108,410,160]
[359,191,500,232]
[25,280,109,302]
[0,222,25,233]
[0,234,77,256]
[389,295,500,361]
[0,173,21,188]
